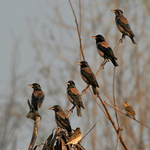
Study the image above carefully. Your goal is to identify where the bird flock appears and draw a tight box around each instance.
[27,9,136,149]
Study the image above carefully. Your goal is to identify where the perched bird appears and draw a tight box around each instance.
[29,83,45,111]
[124,102,136,119]
[67,80,84,117]
[111,9,136,44]
[49,105,72,136]
[92,34,119,67]
[66,127,82,145]
[78,61,99,95]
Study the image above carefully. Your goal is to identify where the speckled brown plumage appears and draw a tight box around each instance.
[66,128,82,145]
[124,102,136,119]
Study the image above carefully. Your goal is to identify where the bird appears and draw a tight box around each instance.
[67,80,84,117]
[92,34,119,67]
[29,83,45,111]
[78,61,99,95]
[49,105,72,136]
[111,9,136,44]
[124,102,136,119]
[66,127,82,145]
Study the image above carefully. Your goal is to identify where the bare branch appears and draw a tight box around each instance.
[81,121,98,141]
[28,116,41,150]
[68,0,85,61]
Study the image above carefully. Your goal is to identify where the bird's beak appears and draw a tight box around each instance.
[92,36,97,39]
[124,103,127,107]
[28,84,34,87]
[77,62,82,65]
[111,10,116,12]
[67,82,70,85]
[49,107,54,110]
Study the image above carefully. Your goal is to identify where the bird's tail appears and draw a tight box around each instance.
[76,105,82,117]
[80,101,84,109]
[130,36,137,44]
[110,58,119,67]
[92,86,99,95]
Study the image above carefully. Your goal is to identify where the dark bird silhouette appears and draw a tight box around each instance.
[66,127,82,145]
[49,105,72,136]
[29,83,45,111]
[124,102,136,120]
[92,34,119,67]
[67,80,84,117]
[111,9,136,44]
[78,61,99,95]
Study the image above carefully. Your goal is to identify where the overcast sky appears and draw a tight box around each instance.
[0,0,46,88]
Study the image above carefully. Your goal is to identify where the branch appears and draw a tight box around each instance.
[28,116,41,150]
[68,0,85,61]
[89,87,109,118]
[115,128,122,150]
[81,121,98,141]
[113,67,120,128]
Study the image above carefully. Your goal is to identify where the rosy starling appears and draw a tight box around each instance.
[66,127,82,145]
[111,9,136,44]
[92,34,119,67]
[29,83,45,111]
[78,61,99,95]
[124,102,136,119]
[67,80,84,117]
[49,105,72,136]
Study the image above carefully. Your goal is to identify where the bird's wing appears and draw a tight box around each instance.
[117,16,132,32]
[81,67,98,87]
[68,88,81,101]
[97,42,116,59]
[126,106,136,115]
[68,88,83,108]
[34,91,44,98]
[56,111,71,127]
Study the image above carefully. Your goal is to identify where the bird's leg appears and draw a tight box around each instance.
[122,33,125,39]
[101,59,107,69]
[120,34,125,43]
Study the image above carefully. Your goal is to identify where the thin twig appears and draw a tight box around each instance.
[113,67,119,128]
[68,0,85,61]
[113,35,125,52]
[79,0,82,61]
[89,87,109,118]
[81,121,98,141]
[67,105,75,118]
[115,128,122,150]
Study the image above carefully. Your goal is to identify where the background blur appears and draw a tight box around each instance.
[1,0,150,150]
